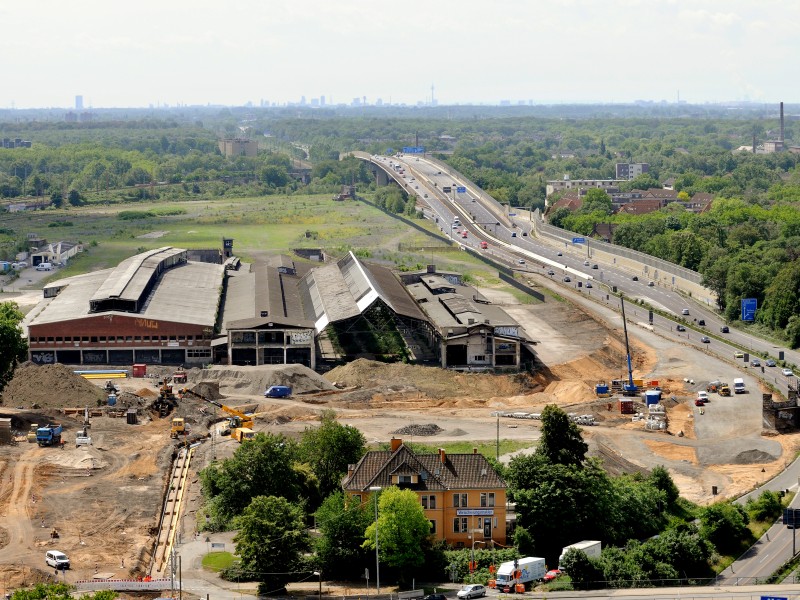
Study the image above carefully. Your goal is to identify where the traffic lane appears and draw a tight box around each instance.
[717,518,795,584]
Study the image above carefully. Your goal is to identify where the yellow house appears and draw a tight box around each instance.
[342,438,507,547]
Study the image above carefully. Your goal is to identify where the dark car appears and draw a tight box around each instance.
[676,325,686,332]
[632,276,639,281]
[698,320,705,326]
[425,595,447,600]
[766,359,777,367]
[585,282,593,288]
[547,269,555,275]
[751,358,761,367]
[563,276,571,282]
[700,336,711,343]
[720,326,729,333]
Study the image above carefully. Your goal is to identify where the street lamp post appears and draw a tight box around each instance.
[369,486,382,595]
[313,571,322,600]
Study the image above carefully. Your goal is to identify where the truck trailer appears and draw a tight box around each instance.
[558,540,602,569]
[494,557,546,592]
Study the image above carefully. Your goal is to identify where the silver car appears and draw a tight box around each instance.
[457,585,486,599]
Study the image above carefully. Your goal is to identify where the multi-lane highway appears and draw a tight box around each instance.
[370,152,800,399]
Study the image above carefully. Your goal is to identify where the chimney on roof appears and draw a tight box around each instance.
[390,437,402,452]
[347,463,355,479]
[473,447,478,454]
[427,264,436,274]
[781,101,785,142]
[438,448,446,464]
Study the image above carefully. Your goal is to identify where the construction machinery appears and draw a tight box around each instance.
[27,423,39,443]
[719,384,731,397]
[158,379,176,401]
[172,368,187,385]
[37,423,63,447]
[233,427,256,443]
[180,388,254,430]
[170,417,186,439]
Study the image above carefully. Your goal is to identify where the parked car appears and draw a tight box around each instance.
[782,368,795,377]
[676,325,686,332]
[766,359,777,367]
[543,570,562,583]
[700,336,711,343]
[720,326,729,333]
[457,585,487,599]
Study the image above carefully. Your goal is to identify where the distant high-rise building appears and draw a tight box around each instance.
[615,163,650,180]
[320,95,326,106]
[75,95,83,111]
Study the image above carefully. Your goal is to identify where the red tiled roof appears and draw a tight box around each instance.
[617,199,664,215]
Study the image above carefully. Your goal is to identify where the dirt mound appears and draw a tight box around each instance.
[735,449,779,464]
[326,359,537,399]
[187,381,223,401]
[392,423,443,436]
[1,363,107,409]
[185,364,335,396]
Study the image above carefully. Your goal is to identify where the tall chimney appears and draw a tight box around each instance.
[390,437,402,452]
[439,448,447,464]
[781,101,785,142]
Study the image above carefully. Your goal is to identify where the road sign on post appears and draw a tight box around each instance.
[572,237,585,244]
[456,186,467,193]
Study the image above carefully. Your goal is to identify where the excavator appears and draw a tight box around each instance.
[180,387,254,438]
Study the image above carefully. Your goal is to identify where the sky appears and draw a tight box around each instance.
[1,0,797,109]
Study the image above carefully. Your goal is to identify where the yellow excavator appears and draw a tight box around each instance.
[180,388,254,438]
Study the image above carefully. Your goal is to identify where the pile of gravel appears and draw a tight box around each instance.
[392,423,443,436]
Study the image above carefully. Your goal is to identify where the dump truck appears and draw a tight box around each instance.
[495,557,546,592]
[172,368,187,384]
[559,540,602,569]
[169,417,186,439]
[233,427,256,443]
[37,423,63,447]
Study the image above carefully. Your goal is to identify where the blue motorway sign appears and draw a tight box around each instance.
[402,146,425,154]
[741,298,757,321]
[456,186,467,193]
[572,237,586,244]
[762,596,787,600]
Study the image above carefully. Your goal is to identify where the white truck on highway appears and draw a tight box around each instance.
[495,556,546,591]
[558,540,602,569]
[733,377,746,394]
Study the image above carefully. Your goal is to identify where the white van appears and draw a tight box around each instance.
[46,550,70,569]
[36,262,52,271]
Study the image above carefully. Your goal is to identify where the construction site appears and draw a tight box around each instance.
[0,284,798,592]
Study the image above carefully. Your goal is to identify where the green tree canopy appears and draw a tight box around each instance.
[363,487,431,582]
[300,410,366,499]
[231,495,310,593]
[314,490,372,578]
[0,302,27,390]
[536,404,588,466]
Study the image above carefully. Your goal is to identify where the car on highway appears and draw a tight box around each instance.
[676,325,686,332]
[632,276,639,281]
[424,193,428,198]
[518,259,525,264]
[682,308,690,315]
[766,359,777,367]
[734,351,744,359]
[698,320,705,326]
[457,585,487,599]
[720,326,729,333]
[452,224,458,229]
[700,336,711,343]
[547,269,555,275]
[782,368,795,377]
[584,260,590,266]
[557,252,562,256]
[592,264,598,269]
[648,281,655,287]
[563,276,571,282]
[585,282,592,288]
[751,358,761,367]
[415,185,419,189]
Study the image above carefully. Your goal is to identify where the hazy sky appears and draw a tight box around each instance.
[2,0,795,109]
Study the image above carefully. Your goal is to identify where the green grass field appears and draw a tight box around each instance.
[202,551,237,572]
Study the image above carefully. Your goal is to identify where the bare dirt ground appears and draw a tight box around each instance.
[1,278,797,593]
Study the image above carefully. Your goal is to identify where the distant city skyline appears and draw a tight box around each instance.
[1,0,798,109]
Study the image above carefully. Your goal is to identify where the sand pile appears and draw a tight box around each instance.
[1,363,107,409]
[186,364,335,396]
[326,358,536,399]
